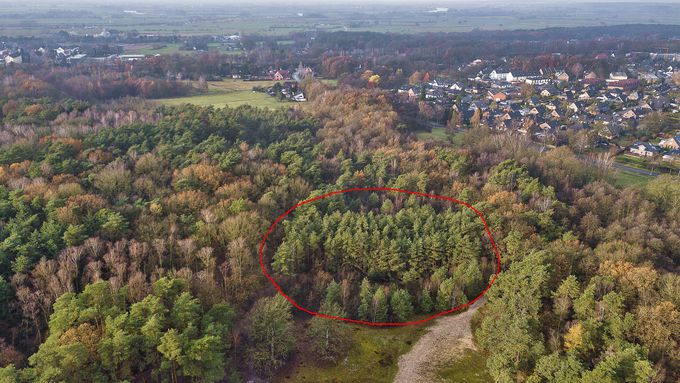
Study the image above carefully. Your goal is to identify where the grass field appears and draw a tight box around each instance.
[611,169,654,188]
[616,154,653,171]
[276,323,426,383]
[121,42,245,55]
[2,3,679,37]
[416,127,449,141]
[437,349,492,382]
[156,79,336,109]
[416,127,467,147]
[155,80,290,109]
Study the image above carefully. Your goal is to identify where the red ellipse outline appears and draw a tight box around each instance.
[259,187,501,327]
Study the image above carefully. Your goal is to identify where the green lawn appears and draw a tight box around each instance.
[277,324,426,383]
[437,349,492,383]
[155,79,337,109]
[611,169,653,188]
[416,127,467,146]
[416,127,449,141]
[616,154,652,171]
[154,80,291,109]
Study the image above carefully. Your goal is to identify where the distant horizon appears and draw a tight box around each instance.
[5,0,680,5]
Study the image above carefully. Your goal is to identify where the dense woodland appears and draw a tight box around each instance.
[271,197,491,322]
[0,28,679,383]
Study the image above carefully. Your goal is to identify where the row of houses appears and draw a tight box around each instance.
[395,54,680,161]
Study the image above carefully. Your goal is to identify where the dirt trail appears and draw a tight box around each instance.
[393,299,484,383]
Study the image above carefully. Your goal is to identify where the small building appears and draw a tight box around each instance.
[525,76,550,85]
[488,91,507,102]
[629,142,660,157]
[66,53,88,65]
[490,68,512,81]
[556,71,570,82]
[659,135,680,150]
[609,72,629,81]
[4,52,22,65]
[117,54,146,61]
[272,70,290,81]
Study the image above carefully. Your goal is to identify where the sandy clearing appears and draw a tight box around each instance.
[393,299,485,383]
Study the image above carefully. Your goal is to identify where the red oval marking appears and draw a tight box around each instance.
[259,187,501,327]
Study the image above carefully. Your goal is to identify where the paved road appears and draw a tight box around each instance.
[612,162,659,176]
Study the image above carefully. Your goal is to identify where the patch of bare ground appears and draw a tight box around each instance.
[393,299,485,383]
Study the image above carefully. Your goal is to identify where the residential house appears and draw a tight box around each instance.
[525,76,550,85]
[629,142,660,157]
[598,124,621,140]
[608,72,629,82]
[540,85,559,97]
[272,70,290,81]
[556,71,570,82]
[608,79,640,91]
[621,109,637,119]
[488,91,507,102]
[490,68,512,81]
[659,135,680,150]
[449,82,463,91]
[508,71,537,82]
[638,72,659,83]
[4,52,22,65]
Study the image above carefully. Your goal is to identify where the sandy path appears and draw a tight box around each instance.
[393,299,485,383]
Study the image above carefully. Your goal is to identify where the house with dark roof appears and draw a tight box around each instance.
[629,141,660,157]
[662,149,680,161]
[659,135,680,150]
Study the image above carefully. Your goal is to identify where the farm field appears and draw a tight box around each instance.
[2,3,680,37]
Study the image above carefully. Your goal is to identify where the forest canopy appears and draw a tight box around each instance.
[268,192,493,322]
[0,73,677,381]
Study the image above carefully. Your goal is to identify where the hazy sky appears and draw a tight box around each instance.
[10,0,680,4]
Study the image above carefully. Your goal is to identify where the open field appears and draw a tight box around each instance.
[416,127,449,142]
[155,79,336,109]
[120,43,244,56]
[155,80,291,109]
[276,323,426,383]
[611,169,654,188]
[416,126,467,147]
[1,3,680,37]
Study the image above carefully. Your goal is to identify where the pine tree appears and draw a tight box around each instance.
[324,281,341,308]
[436,278,456,311]
[371,288,388,322]
[358,278,372,321]
[390,289,413,322]
[420,286,433,313]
